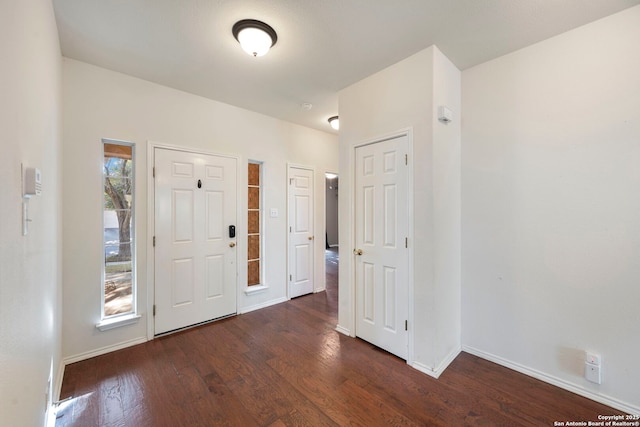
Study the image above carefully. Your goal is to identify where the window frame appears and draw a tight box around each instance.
[247,160,262,286]
[246,160,268,294]
[97,138,140,331]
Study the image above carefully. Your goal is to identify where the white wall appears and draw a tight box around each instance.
[338,46,461,375]
[462,5,640,413]
[0,0,63,425]
[432,48,462,372]
[62,59,338,361]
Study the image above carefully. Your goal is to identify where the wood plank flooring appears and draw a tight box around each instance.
[56,248,622,426]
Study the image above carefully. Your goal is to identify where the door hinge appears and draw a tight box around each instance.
[405,320,408,331]
[289,274,292,281]
[153,236,156,247]
[405,154,408,165]
[153,305,156,316]
[289,226,292,233]
[152,167,155,178]
[405,237,408,248]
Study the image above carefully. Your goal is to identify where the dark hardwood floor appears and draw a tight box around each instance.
[56,248,621,426]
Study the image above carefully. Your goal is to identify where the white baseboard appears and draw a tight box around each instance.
[238,296,288,314]
[434,346,461,377]
[63,336,148,365]
[411,361,439,378]
[53,361,65,401]
[462,345,640,415]
[335,324,351,336]
[411,346,461,379]
[45,360,67,426]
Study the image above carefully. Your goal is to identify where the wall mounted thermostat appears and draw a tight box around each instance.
[22,165,42,236]
[24,167,42,197]
[438,106,453,124]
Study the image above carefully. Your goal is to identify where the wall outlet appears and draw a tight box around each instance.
[585,362,602,384]
[585,351,602,384]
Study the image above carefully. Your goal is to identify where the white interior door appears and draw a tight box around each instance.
[154,147,237,335]
[288,166,314,298]
[354,135,409,359]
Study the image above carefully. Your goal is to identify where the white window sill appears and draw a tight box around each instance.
[96,313,141,331]
[244,284,269,295]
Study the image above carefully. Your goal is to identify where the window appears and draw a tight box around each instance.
[102,140,135,320]
[248,162,262,286]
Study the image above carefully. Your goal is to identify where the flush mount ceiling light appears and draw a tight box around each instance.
[232,19,277,57]
[328,116,339,130]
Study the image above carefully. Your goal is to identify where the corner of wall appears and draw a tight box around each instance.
[338,44,463,374]
[427,46,463,371]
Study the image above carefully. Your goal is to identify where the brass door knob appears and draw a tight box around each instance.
[229,242,236,247]
[308,236,314,240]
[353,248,363,256]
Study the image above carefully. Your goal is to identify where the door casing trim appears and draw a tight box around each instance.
[349,128,414,365]
[146,141,242,340]
[286,163,316,299]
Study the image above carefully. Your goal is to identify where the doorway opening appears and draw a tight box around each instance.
[325,172,339,296]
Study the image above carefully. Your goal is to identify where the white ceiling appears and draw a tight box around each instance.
[53,0,639,133]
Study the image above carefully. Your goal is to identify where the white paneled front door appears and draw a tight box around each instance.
[354,135,409,359]
[154,147,237,335]
[288,166,314,298]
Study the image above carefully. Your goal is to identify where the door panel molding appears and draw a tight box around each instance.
[146,142,241,339]
[287,164,315,299]
[350,128,414,363]
[154,147,237,334]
